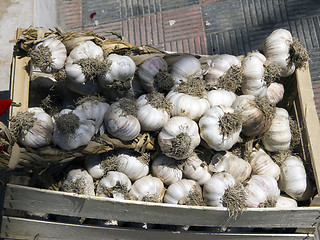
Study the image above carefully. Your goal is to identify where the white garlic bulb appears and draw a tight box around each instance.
[164,179,204,205]
[52,109,95,151]
[181,153,211,185]
[158,116,201,160]
[241,52,268,97]
[104,99,141,141]
[205,54,241,85]
[96,171,131,200]
[276,194,298,208]
[61,169,95,196]
[203,172,236,207]
[266,82,284,105]
[262,29,295,77]
[210,152,252,183]
[98,54,136,89]
[278,155,314,201]
[19,107,53,148]
[170,56,203,84]
[262,107,291,152]
[130,175,165,202]
[249,148,280,180]
[207,89,237,108]
[151,154,182,185]
[85,155,104,179]
[244,175,280,208]
[136,93,171,131]
[199,105,242,151]
[116,151,149,181]
[31,38,67,73]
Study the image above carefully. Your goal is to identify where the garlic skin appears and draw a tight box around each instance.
[244,175,280,208]
[98,54,136,89]
[232,95,271,137]
[166,90,210,121]
[33,38,67,73]
[205,54,241,85]
[210,152,252,183]
[85,155,104,179]
[52,109,96,151]
[182,153,211,185]
[74,99,109,134]
[130,175,165,202]
[199,105,242,151]
[266,82,284,105]
[20,107,53,148]
[61,169,95,196]
[152,154,183,185]
[96,171,131,200]
[65,41,104,94]
[262,29,295,77]
[158,116,201,160]
[164,179,203,205]
[249,148,280,180]
[104,101,141,141]
[276,194,298,208]
[136,94,170,131]
[262,107,291,152]
[138,56,169,92]
[207,89,237,108]
[241,52,268,97]
[170,56,203,84]
[116,151,149,181]
[278,156,314,201]
[203,172,235,207]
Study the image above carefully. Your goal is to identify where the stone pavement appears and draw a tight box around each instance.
[57,0,320,118]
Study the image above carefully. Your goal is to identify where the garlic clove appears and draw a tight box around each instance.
[61,169,95,196]
[275,194,298,208]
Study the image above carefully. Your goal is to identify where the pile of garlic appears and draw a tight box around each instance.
[12,28,314,213]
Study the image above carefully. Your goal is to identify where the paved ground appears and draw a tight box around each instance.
[59,0,320,119]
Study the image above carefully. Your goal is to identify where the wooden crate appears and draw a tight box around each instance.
[2,29,320,239]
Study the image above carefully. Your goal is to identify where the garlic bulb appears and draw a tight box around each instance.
[170,56,203,84]
[31,38,67,73]
[181,153,211,185]
[136,92,171,131]
[74,97,109,134]
[266,82,284,105]
[18,107,53,148]
[210,152,252,183]
[276,194,298,208]
[164,179,204,206]
[244,175,280,208]
[99,54,136,88]
[205,54,241,85]
[232,95,273,137]
[262,29,295,77]
[138,56,173,93]
[130,175,165,203]
[199,105,242,151]
[61,169,95,196]
[65,41,105,95]
[158,116,201,160]
[52,109,95,151]
[207,89,236,108]
[241,52,268,97]
[85,154,104,179]
[262,107,291,152]
[96,171,131,200]
[104,99,141,141]
[151,154,182,185]
[116,151,149,181]
[278,155,314,201]
[249,148,280,180]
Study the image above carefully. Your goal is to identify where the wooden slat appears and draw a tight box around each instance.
[295,65,320,193]
[9,28,30,118]
[0,217,315,240]
[3,184,320,229]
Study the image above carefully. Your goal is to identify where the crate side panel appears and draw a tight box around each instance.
[4,184,320,229]
[0,217,315,240]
